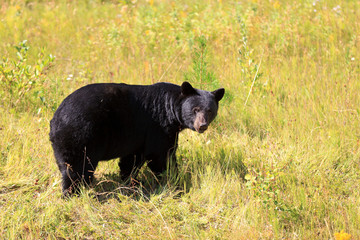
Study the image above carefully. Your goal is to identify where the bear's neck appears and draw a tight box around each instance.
[139,90,183,135]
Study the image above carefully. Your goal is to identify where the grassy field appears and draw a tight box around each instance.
[0,0,359,239]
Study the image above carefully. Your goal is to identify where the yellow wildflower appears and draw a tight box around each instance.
[273,1,280,9]
[334,230,351,240]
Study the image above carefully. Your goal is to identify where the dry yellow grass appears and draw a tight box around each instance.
[0,0,359,238]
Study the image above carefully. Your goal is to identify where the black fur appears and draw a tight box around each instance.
[49,81,224,196]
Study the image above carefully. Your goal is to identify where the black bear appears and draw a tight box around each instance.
[50,81,225,196]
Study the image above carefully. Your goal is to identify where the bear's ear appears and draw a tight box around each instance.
[181,81,197,96]
[212,88,225,102]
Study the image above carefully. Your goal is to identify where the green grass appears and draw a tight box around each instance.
[0,0,359,239]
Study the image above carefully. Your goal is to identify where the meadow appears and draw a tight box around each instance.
[0,0,359,239]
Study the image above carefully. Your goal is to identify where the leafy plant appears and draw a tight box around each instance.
[236,14,264,105]
[245,166,301,226]
[185,35,218,88]
[185,35,233,103]
[0,40,55,111]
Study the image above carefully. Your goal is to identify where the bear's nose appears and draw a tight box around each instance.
[199,124,208,132]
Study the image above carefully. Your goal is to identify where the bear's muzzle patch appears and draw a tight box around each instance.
[194,112,208,133]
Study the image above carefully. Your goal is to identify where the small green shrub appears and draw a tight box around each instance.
[245,166,301,227]
[0,40,55,112]
[185,35,233,104]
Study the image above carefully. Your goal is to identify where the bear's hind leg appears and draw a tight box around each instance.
[56,153,98,197]
[60,165,81,197]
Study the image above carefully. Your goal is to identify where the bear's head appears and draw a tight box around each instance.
[180,82,225,133]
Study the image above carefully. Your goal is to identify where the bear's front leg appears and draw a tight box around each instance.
[144,127,179,180]
[119,153,145,181]
[147,153,168,178]
[147,144,178,180]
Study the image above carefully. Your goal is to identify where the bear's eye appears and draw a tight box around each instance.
[192,107,200,114]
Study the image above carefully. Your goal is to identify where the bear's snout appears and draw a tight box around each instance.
[198,124,208,133]
[194,113,208,133]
